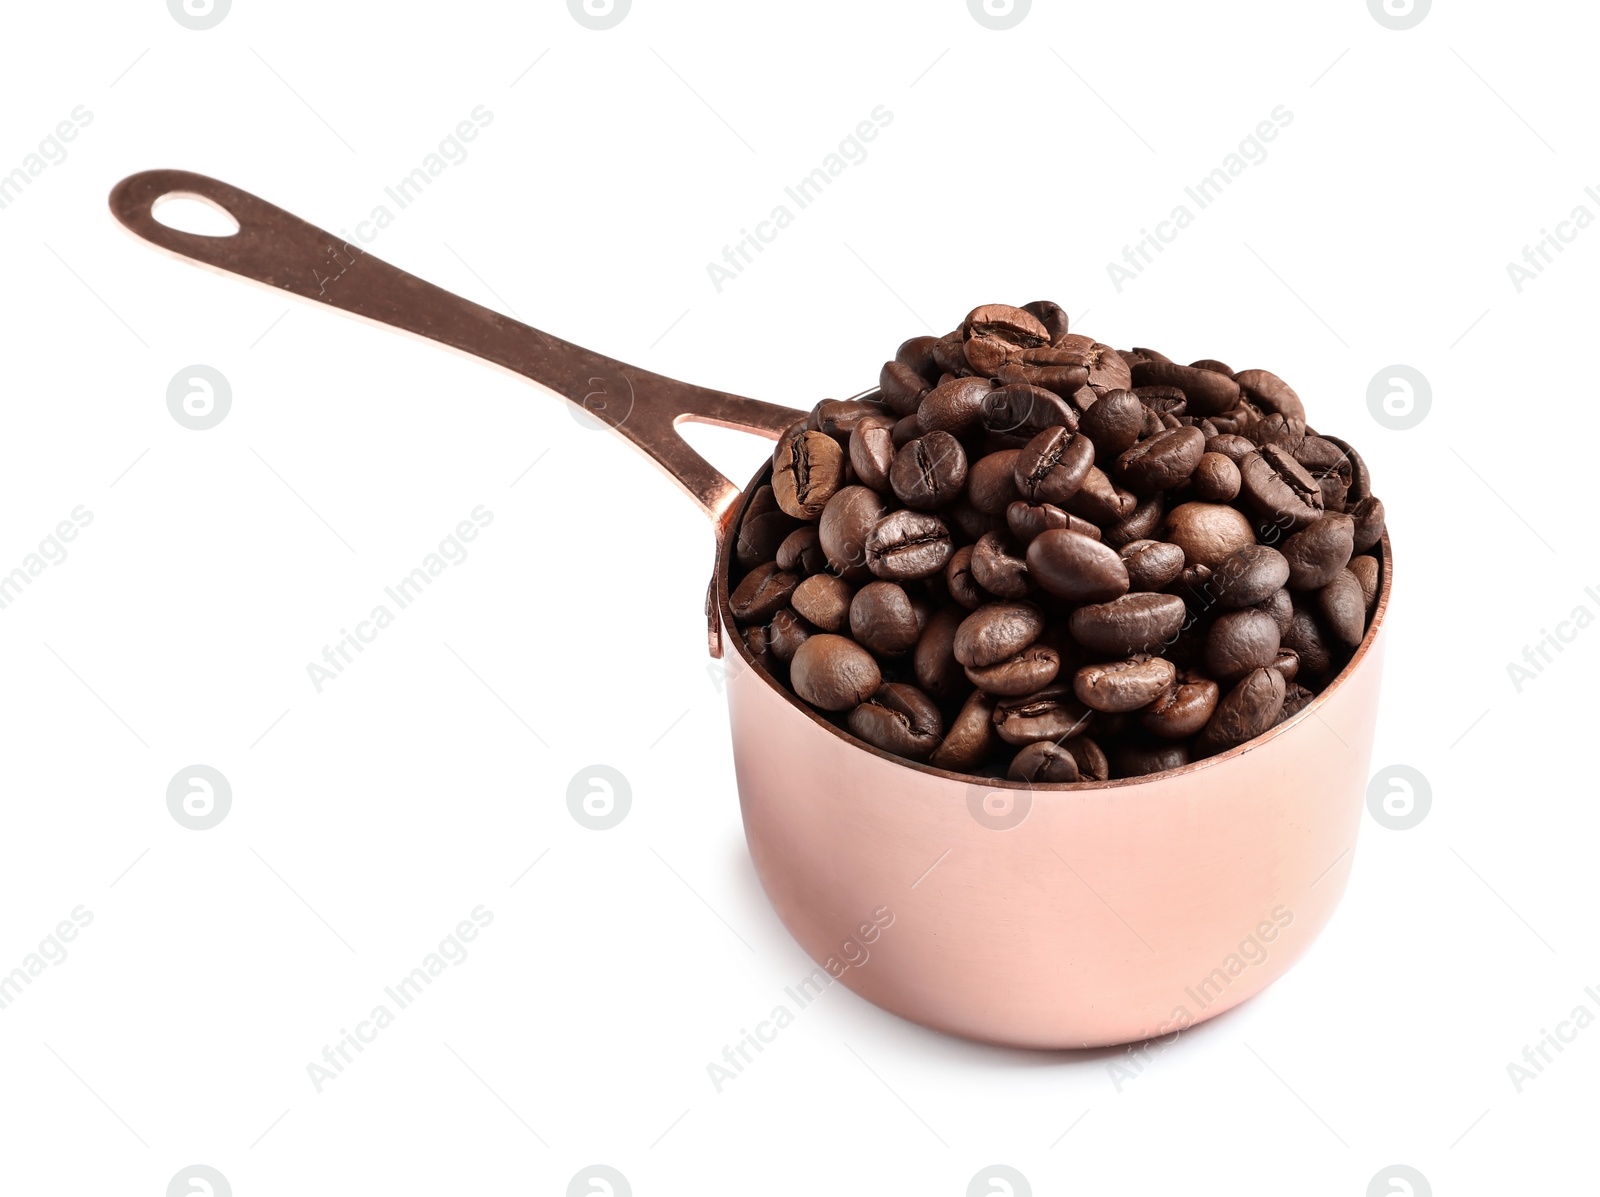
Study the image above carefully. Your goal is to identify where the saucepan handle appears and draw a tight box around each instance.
[108,169,803,529]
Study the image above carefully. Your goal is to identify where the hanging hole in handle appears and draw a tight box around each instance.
[151,191,241,237]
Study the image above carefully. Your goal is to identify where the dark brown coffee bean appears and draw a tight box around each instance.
[1013,428,1095,505]
[1317,569,1366,648]
[1255,586,1294,636]
[1007,739,1080,783]
[1171,562,1218,615]
[1061,736,1109,780]
[1282,513,1355,590]
[1129,360,1241,416]
[1102,494,1166,550]
[1196,667,1285,754]
[1191,452,1241,502]
[1348,554,1380,615]
[766,608,812,662]
[1128,346,1170,364]
[930,690,997,771]
[953,602,1044,668]
[1292,436,1352,512]
[848,416,897,493]
[1349,495,1386,553]
[1133,385,1187,419]
[944,545,985,609]
[1203,608,1281,683]
[1006,501,1100,545]
[1190,358,1234,375]
[1239,446,1324,531]
[964,450,1020,514]
[980,383,1077,445]
[891,412,921,448]
[964,303,1050,348]
[776,526,827,575]
[730,561,800,624]
[1111,735,1190,777]
[879,360,931,416]
[1233,368,1307,431]
[791,573,853,632]
[930,332,971,377]
[812,398,893,444]
[790,634,882,711]
[914,606,969,700]
[993,686,1094,746]
[1048,334,1132,392]
[966,644,1061,697]
[946,497,1006,544]
[818,486,888,581]
[1120,539,1186,592]
[848,682,943,759]
[1079,389,1145,463]
[1026,529,1129,603]
[1162,501,1256,568]
[735,485,796,569]
[969,532,1030,599]
[917,376,994,437]
[1210,544,1291,608]
[890,431,968,510]
[743,624,778,674]
[772,427,845,520]
[865,510,954,582]
[895,335,940,380]
[849,581,921,655]
[1062,467,1138,524]
[1022,300,1071,344]
[1269,647,1300,683]
[1069,593,1186,657]
[1141,673,1219,739]
[1279,682,1316,723]
[1282,600,1334,681]
[1073,655,1176,713]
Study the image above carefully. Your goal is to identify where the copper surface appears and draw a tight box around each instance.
[111,169,1393,1049]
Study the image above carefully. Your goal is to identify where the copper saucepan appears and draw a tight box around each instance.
[110,171,1392,1050]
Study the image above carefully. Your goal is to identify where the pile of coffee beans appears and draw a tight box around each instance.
[729,302,1386,782]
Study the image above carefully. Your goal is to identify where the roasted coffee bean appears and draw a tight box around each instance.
[1204,433,1257,464]
[918,376,994,437]
[1162,501,1257,568]
[1130,360,1241,417]
[1171,562,1217,614]
[966,644,1061,697]
[767,608,812,662]
[891,412,921,448]
[735,485,799,570]
[812,398,893,443]
[730,561,800,624]
[1197,667,1285,754]
[776,526,827,575]
[969,532,1031,599]
[1268,647,1300,683]
[1348,554,1381,614]
[1203,608,1281,683]
[964,302,1050,347]
[981,383,1077,443]
[848,683,943,759]
[1063,467,1139,524]
[895,335,941,380]
[1210,544,1291,608]
[1074,655,1176,713]
[1233,368,1307,431]
[1069,592,1186,658]
[1022,300,1071,344]
[1255,586,1294,636]
[1027,529,1130,603]
[850,581,923,656]
[966,450,1022,514]
[930,332,972,377]
[1134,385,1187,419]
[945,545,986,609]
[1251,413,1302,450]
[1293,436,1352,512]
[1013,427,1095,505]
[866,510,954,581]
[1141,673,1219,739]
[1279,682,1316,723]
[947,496,1006,543]
[1349,495,1387,553]
[1191,358,1233,375]
[1239,446,1324,531]
[953,602,1044,668]
[790,634,882,711]
[1120,539,1187,592]
[791,573,853,632]
[1282,600,1334,681]
[1129,346,1170,364]
[1102,494,1165,549]
[1112,736,1190,777]
[773,427,845,518]
[914,606,969,700]
[993,686,1094,746]
[1048,335,1132,392]
[1281,513,1355,590]
[879,360,931,416]
[1062,736,1110,780]
[930,690,996,771]
[818,486,888,581]
[890,431,968,510]
[1080,389,1145,462]
[1317,569,1366,648]
[848,416,897,493]
[1192,452,1241,502]
[1007,739,1080,783]
[1006,501,1100,545]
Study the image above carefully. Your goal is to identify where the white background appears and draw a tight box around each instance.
[1,1,1596,1194]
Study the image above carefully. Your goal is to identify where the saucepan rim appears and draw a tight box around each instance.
[714,389,1393,792]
